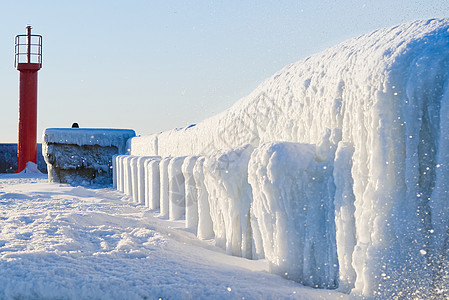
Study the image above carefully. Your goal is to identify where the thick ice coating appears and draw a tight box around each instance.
[123,19,449,298]
[44,128,135,154]
[193,156,214,240]
[248,142,338,288]
[203,145,254,258]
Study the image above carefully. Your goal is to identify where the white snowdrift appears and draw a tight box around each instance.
[120,19,449,298]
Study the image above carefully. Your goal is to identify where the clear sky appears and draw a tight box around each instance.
[0,1,448,142]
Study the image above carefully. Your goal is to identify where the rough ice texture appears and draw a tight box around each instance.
[159,157,171,218]
[193,156,214,240]
[332,142,356,293]
[168,156,186,220]
[43,128,135,185]
[182,156,200,230]
[248,142,337,288]
[203,145,254,259]
[123,19,449,297]
[43,128,135,154]
[44,144,117,185]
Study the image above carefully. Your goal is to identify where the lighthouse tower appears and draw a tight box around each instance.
[14,25,42,172]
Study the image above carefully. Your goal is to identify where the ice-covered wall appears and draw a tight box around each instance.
[43,128,135,184]
[44,128,135,154]
[119,19,449,298]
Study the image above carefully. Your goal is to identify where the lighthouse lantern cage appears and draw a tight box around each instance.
[14,31,42,68]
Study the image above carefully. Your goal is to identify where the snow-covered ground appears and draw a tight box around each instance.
[0,171,346,300]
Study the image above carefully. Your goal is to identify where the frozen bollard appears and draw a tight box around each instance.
[193,156,214,240]
[112,154,118,189]
[145,158,161,209]
[117,155,126,193]
[182,156,199,230]
[159,157,171,218]
[129,157,140,202]
[168,156,186,221]
[123,156,134,197]
[248,142,337,288]
[136,156,160,205]
[203,145,253,258]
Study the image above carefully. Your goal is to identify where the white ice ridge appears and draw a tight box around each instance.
[43,128,136,154]
[118,19,449,298]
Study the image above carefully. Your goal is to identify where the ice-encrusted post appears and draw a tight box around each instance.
[248,142,338,288]
[203,145,253,258]
[193,156,214,240]
[112,155,118,189]
[182,156,199,230]
[168,156,186,220]
[159,157,171,218]
[129,157,139,202]
[123,156,134,197]
[333,142,356,293]
[136,157,160,204]
[145,158,161,209]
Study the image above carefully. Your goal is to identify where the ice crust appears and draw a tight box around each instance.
[203,145,254,258]
[182,156,200,230]
[43,128,135,184]
[44,128,135,154]
[248,142,337,288]
[117,19,449,297]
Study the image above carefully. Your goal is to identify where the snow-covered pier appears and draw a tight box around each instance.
[114,19,449,298]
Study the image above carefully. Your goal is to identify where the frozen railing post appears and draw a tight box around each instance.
[15,25,43,172]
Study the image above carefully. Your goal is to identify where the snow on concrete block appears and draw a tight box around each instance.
[248,142,338,289]
[168,156,187,221]
[203,145,253,258]
[43,128,135,184]
[182,156,199,230]
[193,156,214,240]
[145,158,161,209]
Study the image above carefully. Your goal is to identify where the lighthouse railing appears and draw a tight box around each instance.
[14,34,42,68]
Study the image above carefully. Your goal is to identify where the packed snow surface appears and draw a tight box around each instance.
[127,18,449,298]
[0,172,346,300]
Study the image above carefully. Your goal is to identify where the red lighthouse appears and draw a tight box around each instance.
[14,25,42,172]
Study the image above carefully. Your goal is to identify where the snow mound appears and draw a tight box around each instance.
[123,18,449,298]
[19,161,42,174]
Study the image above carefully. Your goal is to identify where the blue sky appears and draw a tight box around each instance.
[0,1,448,142]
